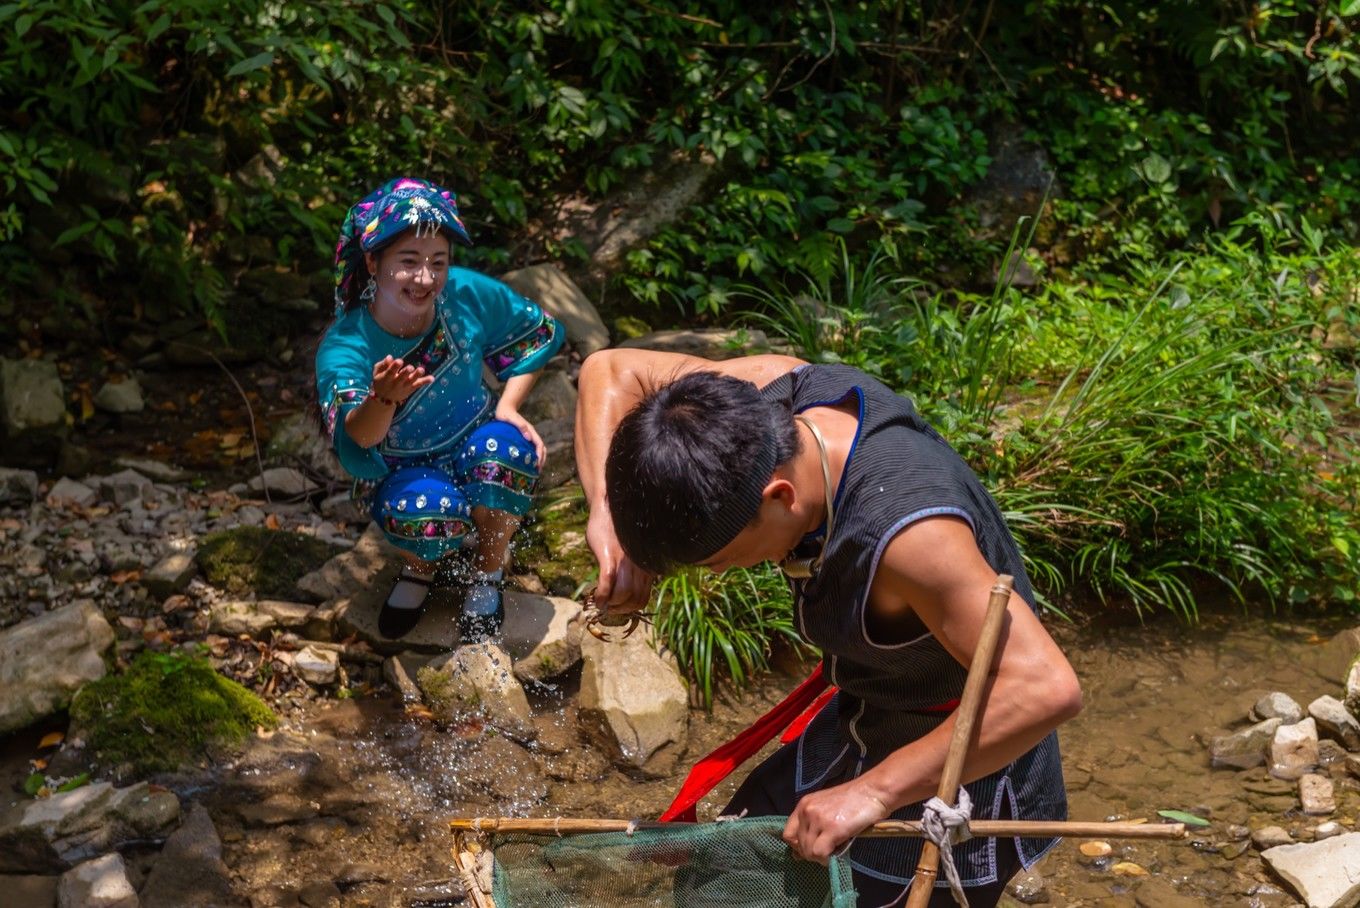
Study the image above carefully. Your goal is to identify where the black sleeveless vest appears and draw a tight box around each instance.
[761,364,1066,886]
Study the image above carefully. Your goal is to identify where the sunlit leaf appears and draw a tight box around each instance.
[1157,809,1210,827]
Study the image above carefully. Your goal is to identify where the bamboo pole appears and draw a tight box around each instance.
[448,817,1186,841]
[904,574,1014,908]
[452,832,497,908]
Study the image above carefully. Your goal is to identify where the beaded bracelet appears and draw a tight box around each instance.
[369,391,398,407]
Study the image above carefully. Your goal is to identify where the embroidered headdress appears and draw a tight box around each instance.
[332,177,473,317]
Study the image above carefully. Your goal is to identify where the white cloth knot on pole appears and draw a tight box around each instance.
[920,788,973,907]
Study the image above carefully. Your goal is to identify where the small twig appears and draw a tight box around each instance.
[1304,1,1324,59]
[775,0,839,96]
[178,342,271,503]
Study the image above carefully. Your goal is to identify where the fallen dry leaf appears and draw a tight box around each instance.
[1111,862,1148,877]
[38,731,63,749]
[109,569,142,585]
[162,594,191,614]
[264,513,281,530]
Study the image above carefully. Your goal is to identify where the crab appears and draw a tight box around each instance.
[580,587,653,642]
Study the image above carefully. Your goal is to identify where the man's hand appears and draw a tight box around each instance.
[586,506,655,609]
[782,779,893,865]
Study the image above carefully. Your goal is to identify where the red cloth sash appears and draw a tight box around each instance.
[659,663,961,823]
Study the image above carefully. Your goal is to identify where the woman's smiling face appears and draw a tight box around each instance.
[364,230,450,326]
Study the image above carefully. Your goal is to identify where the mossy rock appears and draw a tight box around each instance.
[70,651,277,775]
[197,526,343,599]
[518,484,595,596]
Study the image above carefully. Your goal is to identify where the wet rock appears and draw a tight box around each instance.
[1319,739,1348,765]
[1252,826,1295,850]
[0,781,180,872]
[521,368,578,424]
[97,469,153,506]
[1132,877,1200,907]
[383,653,433,703]
[5,875,58,908]
[58,853,138,908]
[1346,660,1360,719]
[502,591,583,682]
[1006,867,1050,903]
[1263,832,1360,908]
[335,862,388,885]
[1220,840,1250,859]
[1315,627,1360,685]
[140,803,242,907]
[297,880,341,907]
[0,601,114,733]
[419,643,535,742]
[1210,717,1281,769]
[236,793,319,827]
[1301,773,1337,815]
[0,466,40,504]
[246,467,318,499]
[142,552,197,598]
[93,377,144,414]
[402,877,467,907]
[292,645,338,685]
[578,629,689,775]
[499,264,608,356]
[318,492,363,522]
[47,477,97,507]
[1315,821,1345,841]
[1310,695,1360,750]
[452,734,548,805]
[248,884,299,908]
[617,327,771,360]
[1271,718,1320,780]
[1253,692,1304,724]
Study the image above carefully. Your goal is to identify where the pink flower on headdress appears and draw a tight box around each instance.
[394,178,426,191]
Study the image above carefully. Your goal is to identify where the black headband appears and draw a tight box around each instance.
[671,427,778,565]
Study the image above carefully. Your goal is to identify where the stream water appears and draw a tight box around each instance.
[149,606,1354,907]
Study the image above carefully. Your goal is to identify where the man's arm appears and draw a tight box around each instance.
[574,348,806,605]
[783,515,1082,862]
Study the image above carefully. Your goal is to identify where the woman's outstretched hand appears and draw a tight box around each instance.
[372,355,434,403]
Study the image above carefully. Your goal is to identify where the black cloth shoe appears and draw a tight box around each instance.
[378,569,433,639]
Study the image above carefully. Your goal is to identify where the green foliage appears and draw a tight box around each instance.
[70,649,277,774]
[759,222,1359,618]
[652,565,807,709]
[196,526,342,598]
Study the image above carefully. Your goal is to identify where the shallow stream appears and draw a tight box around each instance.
[181,608,1359,907]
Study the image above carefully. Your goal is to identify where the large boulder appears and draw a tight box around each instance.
[521,369,578,425]
[498,264,609,356]
[0,602,114,734]
[296,523,396,603]
[419,643,535,743]
[1263,833,1360,908]
[501,592,584,682]
[265,411,346,483]
[0,781,180,872]
[578,630,688,775]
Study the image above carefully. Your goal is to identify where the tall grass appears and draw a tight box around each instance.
[651,565,807,709]
[751,224,1360,618]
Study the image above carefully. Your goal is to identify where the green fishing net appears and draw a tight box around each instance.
[489,817,857,908]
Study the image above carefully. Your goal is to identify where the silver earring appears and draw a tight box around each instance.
[360,278,376,302]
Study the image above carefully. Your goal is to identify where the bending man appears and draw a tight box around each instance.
[574,350,1082,907]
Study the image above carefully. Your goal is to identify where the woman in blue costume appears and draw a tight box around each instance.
[316,177,564,642]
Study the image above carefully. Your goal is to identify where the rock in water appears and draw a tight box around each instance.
[1310,695,1360,750]
[1263,833,1360,908]
[1253,692,1304,724]
[1271,719,1320,781]
[1210,718,1282,769]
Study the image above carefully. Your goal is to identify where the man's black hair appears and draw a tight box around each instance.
[605,370,801,575]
